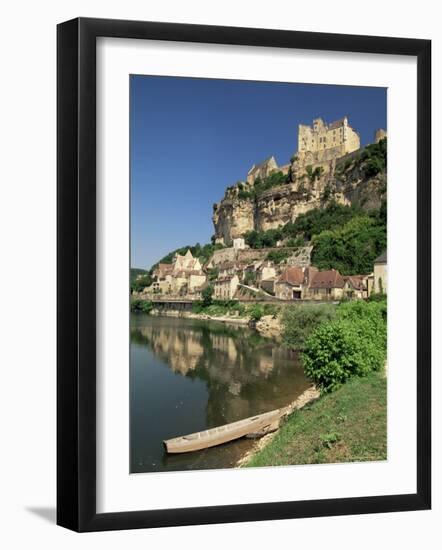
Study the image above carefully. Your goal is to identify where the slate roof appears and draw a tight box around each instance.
[374,250,387,264]
[247,156,276,175]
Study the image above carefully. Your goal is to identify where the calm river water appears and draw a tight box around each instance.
[130,314,310,473]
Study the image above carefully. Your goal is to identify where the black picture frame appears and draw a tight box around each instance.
[57,17,431,532]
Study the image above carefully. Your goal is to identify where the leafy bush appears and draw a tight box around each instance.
[207,267,219,281]
[130,273,153,293]
[262,303,281,317]
[237,171,288,202]
[281,304,336,350]
[201,284,214,306]
[131,299,154,314]
[244,228,283,249]
[302,300,387,392]
[360,137,387,178]
[243,271,257,285]
[266,249,291,264]
[249,304,264,322]
[286,236,305,248]
[305,165,324,183]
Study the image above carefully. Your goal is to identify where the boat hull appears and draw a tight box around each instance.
[163,409,283,453]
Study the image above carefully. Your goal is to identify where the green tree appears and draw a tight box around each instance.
[266,249,291,264]
[301,299,387,393]
[281,304,336,350]
[311,215,386,275]
[202,284,214,306]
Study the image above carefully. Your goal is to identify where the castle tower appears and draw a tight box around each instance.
[374,129,387,143]
[297,116,360,163]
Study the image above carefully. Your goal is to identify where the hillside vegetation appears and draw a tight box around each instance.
[245,200,386,275]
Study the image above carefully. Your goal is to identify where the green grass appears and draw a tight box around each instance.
[244,371,386,467]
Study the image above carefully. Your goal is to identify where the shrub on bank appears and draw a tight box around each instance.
[281,303,336,350]
[302,299,387,393]
[131,299,154,314]
[249,304,264,322]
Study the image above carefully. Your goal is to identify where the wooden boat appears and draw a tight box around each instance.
[163,408,284,454]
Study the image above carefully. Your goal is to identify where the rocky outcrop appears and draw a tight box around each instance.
[255,315,282,341]
[212,196,255,244]
[212,145,386,244]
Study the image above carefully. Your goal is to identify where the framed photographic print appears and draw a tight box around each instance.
[57,17,431,532]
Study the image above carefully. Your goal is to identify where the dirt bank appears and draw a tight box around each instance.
[255,315,282,340]
[236,385,320,467]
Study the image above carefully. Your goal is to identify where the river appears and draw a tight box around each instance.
[130,314,310,473]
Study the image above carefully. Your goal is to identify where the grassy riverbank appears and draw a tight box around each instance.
[245,370,386,467]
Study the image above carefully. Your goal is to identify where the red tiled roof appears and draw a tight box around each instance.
[276,267,304,286]
[310,269,345,289]
[343,275,366,291]
[154,263,173,276]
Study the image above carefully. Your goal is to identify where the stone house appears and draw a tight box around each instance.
[217,261,238,279]
[260,278,276,295]
[368,251,387,295]
[149,250,206,296]
[233,237,247,250]
[257,261,277,283]
[343,275,368,300]
[274,267,306,300]
[214,274,240,300]
[151,263,174,294]
[246,156,278,185]
[306,269,345,301]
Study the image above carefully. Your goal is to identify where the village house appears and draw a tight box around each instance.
[149,249,206,296]
[374,250,387,295]
[367,251,387,296]
[256,260,277,284]
[343,275,368,300]
[213,274,239,300]
[246,156,279,185]
[217,261,240,279]
[306,269,346,301]
[274,267,306,300]
[150,263,174,294]
[233,237,247,250]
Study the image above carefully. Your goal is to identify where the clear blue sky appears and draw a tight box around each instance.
[130,76,386,269]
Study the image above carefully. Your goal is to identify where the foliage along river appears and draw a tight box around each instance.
[130,314,310,473]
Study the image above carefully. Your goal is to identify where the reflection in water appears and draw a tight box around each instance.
[130,314,310,473]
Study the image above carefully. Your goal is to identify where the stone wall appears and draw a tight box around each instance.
[208,246,312,268]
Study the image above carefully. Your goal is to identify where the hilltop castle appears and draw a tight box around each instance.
[244,116,365,187]
[297,116,360,164]
[212,115,387,245]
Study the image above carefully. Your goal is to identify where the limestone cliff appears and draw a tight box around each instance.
[213,142,387,244]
